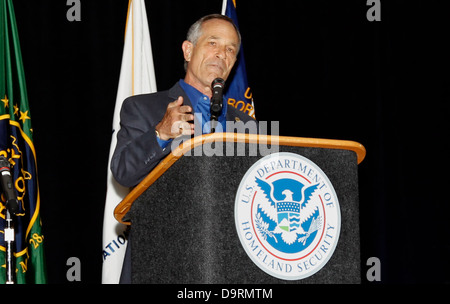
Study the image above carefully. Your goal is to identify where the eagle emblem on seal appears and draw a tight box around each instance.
[254,177,323,251]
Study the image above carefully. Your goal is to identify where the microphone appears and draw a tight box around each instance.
[0,156,19,215]
[210,78,225,133]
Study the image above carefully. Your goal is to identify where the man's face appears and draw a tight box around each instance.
[183,19,239,93]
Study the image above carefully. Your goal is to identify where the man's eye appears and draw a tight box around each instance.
[209,41,216,46]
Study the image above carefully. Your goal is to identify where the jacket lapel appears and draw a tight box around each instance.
[167,81,193,108]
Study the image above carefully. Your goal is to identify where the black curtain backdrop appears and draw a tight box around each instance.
[12,0,449,284]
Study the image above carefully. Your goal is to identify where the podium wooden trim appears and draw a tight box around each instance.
[114,133,366,225]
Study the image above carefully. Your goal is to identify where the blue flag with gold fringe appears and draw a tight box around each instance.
[222,0,255,118]
[0,0,46,283]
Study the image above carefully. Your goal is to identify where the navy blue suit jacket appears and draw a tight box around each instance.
[111,81,257,187]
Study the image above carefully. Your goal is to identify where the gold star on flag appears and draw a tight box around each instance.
[19,110,30,123]
[1,95,8,108]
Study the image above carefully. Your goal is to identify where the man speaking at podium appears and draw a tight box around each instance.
[111,14,257,188]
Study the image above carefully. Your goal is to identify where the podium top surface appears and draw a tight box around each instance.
[114,133,366,224]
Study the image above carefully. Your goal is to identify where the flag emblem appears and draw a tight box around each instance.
[235,152,340,280]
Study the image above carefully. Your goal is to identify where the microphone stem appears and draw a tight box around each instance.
[211,116,218,133]
[5,209,15,284]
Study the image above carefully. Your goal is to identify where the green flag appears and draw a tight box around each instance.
[0,0,46,283]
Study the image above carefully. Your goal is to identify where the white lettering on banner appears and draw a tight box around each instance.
[102,231,128,260]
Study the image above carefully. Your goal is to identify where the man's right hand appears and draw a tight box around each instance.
[155,96,195,140]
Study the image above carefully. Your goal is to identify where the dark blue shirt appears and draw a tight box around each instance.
[156,80,228,149]
[179,79,227,133]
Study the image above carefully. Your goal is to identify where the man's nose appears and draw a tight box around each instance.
[215,47,226,60]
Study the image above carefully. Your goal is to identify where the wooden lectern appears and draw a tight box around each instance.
[114,133,365,284]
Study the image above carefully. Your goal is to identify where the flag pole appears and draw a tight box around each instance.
[0,155,17,284]
[4,209,14,284]
[221,0,227,15]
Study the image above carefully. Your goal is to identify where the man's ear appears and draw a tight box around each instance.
[182,40,193,61]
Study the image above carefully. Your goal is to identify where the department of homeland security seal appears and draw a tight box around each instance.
[234,152,341,280]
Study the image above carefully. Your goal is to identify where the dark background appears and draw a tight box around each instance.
[12,0,450,284]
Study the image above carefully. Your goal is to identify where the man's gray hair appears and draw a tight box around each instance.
[184,14,241,71]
